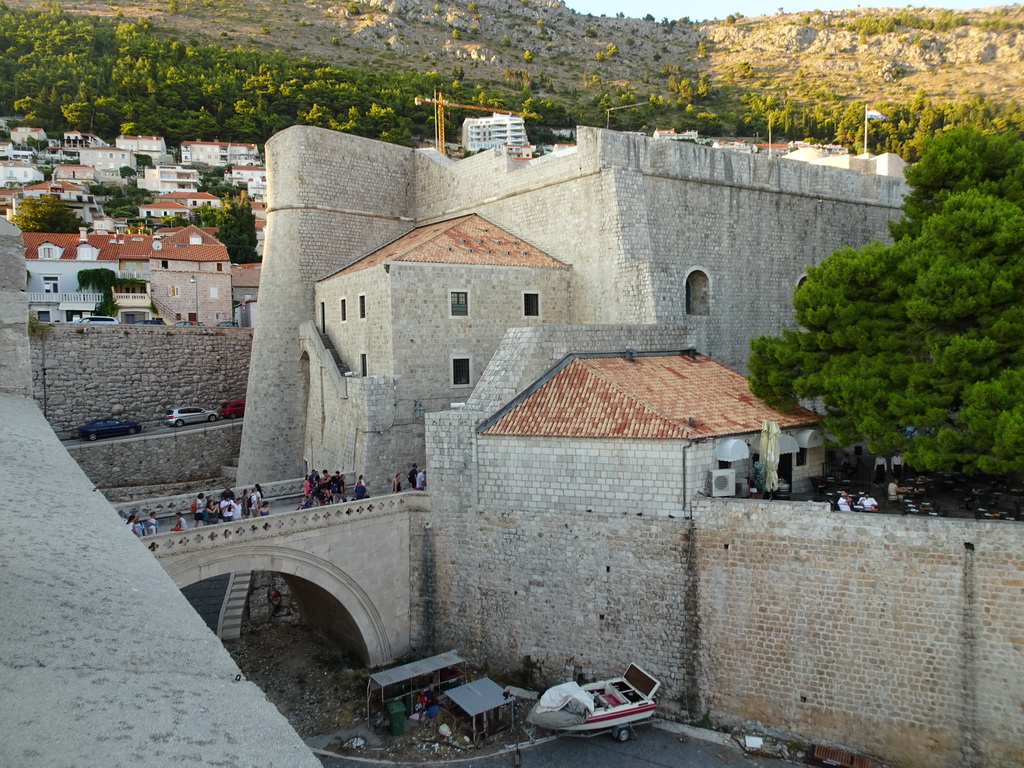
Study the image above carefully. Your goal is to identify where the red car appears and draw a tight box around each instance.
[219,399,246,419]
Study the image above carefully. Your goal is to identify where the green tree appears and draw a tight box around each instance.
[12,196,85,233]
[747,129,1024,474]
[202,197,259,263]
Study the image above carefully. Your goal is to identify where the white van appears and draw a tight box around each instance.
[80,316,120,324]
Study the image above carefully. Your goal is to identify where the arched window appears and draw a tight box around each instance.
[685,270,709,316]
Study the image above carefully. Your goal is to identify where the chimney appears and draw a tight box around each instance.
[79,227,88,243]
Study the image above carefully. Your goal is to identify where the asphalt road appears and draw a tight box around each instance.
[62,416,242,446]
[317,723,788,768]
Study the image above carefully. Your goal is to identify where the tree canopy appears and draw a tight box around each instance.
[748,128,1024,474]
[12,195,85,233]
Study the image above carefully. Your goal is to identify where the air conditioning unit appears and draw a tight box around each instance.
[710,469,736,497]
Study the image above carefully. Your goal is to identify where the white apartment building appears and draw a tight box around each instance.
[10,126,47,143]
[63,131,108,148]
[116,135,171,164]
[77,146,137,180]
[180,140,261,166]
[16,181,103,224]
[52,165,100,184]
[0,161,44,188]
[224,165,267,200]
[461,114,528,153]
[139,165,201,194]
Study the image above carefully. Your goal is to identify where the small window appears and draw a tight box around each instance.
[359,294,366,319]
[209,286,218,299]
[685,270,710,316]
[340,298,347,322]
[524,292,539,317]
[161,260,168,269]
[216,263,223,272]
[42,276,59,293]
[796,447,808,467]
[360,353,368,377]
[450,291,468,317]
[452,357,470,386]
[169,285,179,297]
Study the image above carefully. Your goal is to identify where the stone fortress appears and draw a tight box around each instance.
[235,124,1024,768]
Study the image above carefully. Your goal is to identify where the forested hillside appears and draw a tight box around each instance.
[1,2,1023,159]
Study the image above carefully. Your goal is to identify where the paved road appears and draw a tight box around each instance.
[63,416,242,446]
[317,723,788,768]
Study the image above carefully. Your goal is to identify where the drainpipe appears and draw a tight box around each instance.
[682,438,709,519]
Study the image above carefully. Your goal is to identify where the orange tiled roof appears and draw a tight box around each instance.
[141,201,190,212]
[330,214,568,277]
[481,352,818,439]
[231,263,262,286]
[154,191,219,201]
[22,226,228,263]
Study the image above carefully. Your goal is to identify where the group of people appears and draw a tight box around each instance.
[124,512,161,537]
[836,490,879,512]
[188,485,270,527]
[297,464,427,509]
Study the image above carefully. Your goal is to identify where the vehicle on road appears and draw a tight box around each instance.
[216,320,239,327]
[136,319,166,325]
[79,418,142,441]
[219,399,246,419]
[80,316,119,324]
[163,406,218,427]
[174,321,205,326]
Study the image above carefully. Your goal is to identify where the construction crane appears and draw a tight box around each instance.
[605,102,648,129]
[415,91,529,156]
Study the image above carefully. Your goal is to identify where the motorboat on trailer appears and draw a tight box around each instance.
[526,664,660,741]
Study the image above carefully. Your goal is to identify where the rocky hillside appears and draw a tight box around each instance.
[12,0,1024,109]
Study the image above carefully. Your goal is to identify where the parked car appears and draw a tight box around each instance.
[216,321,239,327]
[136,319,166,325]
[80,316,119,324]
[174,321,205,327]
[163,406,218,427]
[78,418,142,441]
[219,399,246,419]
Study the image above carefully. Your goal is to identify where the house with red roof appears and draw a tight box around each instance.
[476,350,822,508]
[153,191,222,210]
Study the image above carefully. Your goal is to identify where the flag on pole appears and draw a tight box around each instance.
[865,107,887,120]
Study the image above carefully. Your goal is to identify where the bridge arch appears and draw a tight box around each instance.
[164,544,393,666]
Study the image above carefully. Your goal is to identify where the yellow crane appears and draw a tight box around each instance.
[415,91,530,156]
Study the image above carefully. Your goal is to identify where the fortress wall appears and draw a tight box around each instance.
[29,325,252,437]
[692,498,1023,768]
[239,127,416,483]
[0,219,30,397]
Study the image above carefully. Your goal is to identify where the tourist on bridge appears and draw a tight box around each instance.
[354,475,369,500]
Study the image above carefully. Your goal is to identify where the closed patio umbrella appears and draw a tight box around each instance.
[760,419,781,493]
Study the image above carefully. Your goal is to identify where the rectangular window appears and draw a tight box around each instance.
[340,298,347,322]
[359,294,366,319]
[452,357,470,386]
[796,447,808,467]
[523,292,540,317]
[360,353,368,377]
[450,291,468,317]
[169,285,179,297]
[209,286,218,299]
[161,260,168,269]
[216,263,223,272]
[42,276,59,293]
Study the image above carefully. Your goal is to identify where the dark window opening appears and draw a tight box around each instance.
[359,295,366,319]
[451,291,468,317]
[453,358,470,386]
[524,293,539,316]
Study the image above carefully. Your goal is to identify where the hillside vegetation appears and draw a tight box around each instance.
[2,0,1023,158]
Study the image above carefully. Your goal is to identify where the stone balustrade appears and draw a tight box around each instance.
[115,475,307,521]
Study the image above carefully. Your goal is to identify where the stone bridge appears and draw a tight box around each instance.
[146,492,430,666]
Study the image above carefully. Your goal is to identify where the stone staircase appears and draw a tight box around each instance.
[318,330,347,372]
[216,572,252,641]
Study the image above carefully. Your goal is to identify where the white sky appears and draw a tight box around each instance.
[563,0,1014,22]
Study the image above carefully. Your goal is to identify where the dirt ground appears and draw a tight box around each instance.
[227,616,535,763]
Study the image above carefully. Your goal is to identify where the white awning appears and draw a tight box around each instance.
[794,428,823,448]
[778,434,800,454]
[715,438,750,462]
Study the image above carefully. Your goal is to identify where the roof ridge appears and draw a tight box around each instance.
[576,357,696,436]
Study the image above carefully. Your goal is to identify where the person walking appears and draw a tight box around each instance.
[407,464,418,489]
[416,468,426,491]
[873,455,888,486]
[392,473,402,494]
[354,475,369,500]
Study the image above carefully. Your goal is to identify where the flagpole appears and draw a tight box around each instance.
[864,104,868,154]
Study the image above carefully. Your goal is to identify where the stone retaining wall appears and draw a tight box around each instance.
[30,324,252,438]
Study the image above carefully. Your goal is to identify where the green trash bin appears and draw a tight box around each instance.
[387,700,406,736]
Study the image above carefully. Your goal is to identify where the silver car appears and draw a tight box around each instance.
[163,406,218,427]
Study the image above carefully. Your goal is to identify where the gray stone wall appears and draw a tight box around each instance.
[0,219,30,397]
[67,421,242,490]
[29,324,252,437]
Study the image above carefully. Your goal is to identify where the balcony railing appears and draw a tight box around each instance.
[113,293,151,306]
[117,270,150,280]
[27,292,103,304]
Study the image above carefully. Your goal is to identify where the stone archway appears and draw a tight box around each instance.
[164,544,393,666]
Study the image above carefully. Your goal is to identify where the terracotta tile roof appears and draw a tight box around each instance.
[24,180,89,194]
[154,191,220,201]
[231,263,262,286]
[330,214,568,277]
[22,226,228,263]
[141,201,190,212]
[481,352,818,439]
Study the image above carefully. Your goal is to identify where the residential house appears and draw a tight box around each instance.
[10,127,47,143]
[115,135,171,164]
[179,140,261,166]
[652,128,699,141]
[462,114,529,153]
[0,140,37,163]
[140,200,193,221]
[0,161,44,188]
[153,191,222,210]
[63,131,108,149]
[224,165,267,200]
[77,145,136,181]
[15,181,104,224]
[315,212,572,393]
[138,165,200,194]
[148,226,233,324]
[473,350,823,512]
[52,165,100,184]
[230,262,261,327]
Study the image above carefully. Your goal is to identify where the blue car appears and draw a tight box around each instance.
[79,418,143,441]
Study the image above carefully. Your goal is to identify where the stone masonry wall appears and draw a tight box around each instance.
[68,421,242,489]
[692,498,1023,768]
[29,324,252,437]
